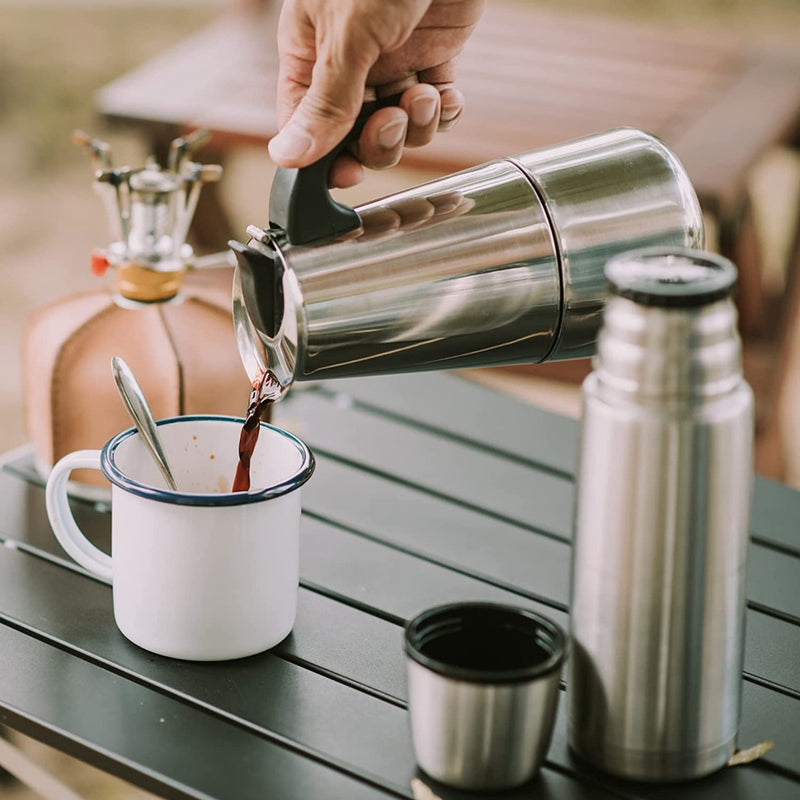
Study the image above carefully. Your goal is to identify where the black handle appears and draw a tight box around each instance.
[269,94,402,246]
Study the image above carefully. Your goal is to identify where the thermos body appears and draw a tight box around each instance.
[233,128,704,389]
[568,250,754,781]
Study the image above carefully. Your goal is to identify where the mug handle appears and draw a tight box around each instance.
[45,450,113,583]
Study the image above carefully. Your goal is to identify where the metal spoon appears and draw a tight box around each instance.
[111,356,178,491]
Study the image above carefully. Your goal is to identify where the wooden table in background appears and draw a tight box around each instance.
[95,3,800,480]
[97,3,800,339]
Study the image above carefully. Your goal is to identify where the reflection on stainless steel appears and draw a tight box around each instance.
[110,356,179,492]
[292,159,560,377]
[233,128,704,388]
[513,131,705,360]
[302,264,558,374]
[405,603,565,791]
[569,250,753,781]
[232,246,299,396]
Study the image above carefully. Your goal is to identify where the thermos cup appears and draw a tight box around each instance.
[405,603,565,791]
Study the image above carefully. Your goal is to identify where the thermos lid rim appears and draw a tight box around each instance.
[404,602,566,684]
[605,247,737,308]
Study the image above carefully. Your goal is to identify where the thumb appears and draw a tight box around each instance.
[269,46,375,168]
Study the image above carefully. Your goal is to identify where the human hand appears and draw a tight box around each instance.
[268,0,485,187]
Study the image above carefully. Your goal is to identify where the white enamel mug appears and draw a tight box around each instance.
[45,415,315,661]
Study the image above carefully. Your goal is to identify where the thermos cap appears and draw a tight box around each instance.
[606,247,737,308]
[404,602,565,685]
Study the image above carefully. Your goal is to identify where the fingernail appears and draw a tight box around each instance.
[377,119,407,150]
[440,103,462,123]
[410,96,438,127]
[268,124,314,163]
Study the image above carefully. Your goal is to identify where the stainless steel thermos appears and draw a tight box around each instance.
[231,128,704,391]
[569,248,754,781]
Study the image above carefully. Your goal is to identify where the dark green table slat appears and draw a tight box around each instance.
[305,375,800,557]
[0,373,797,800]
[302,516,570,627]
[276,390,575,538]
[739,681,800,777]
[284,589,407,702]
[2,448,798,696]
[0,473,412,703]
[298,516,800,775]
[275,390,800,623]
[750,475,800,556]
[743,611,800,693]
[5,394,795,624]
[296,455,800,693]
[1,542,795,800]
[317,374,580,476]
[301,509,800,700]
[546,687,800,800]
[0,545,629,800]
[0,546,415,796]
[746,545,800,619]
[4,448,795,630]
[304,453,571,604]
[300,453,800,657]
[0,463,111,556]
[4,489,796,707]
[0,623,397,800]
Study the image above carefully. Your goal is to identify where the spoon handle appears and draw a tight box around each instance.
[111,357,179,491]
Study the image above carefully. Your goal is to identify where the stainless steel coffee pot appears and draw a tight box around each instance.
[231,124,704,394]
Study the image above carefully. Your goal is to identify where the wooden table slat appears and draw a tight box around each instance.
[661,51,800,202]
[95,4,800,205]
[476,8,741,62]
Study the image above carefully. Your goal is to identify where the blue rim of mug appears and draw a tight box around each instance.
[100,415,315,506]
[405,602,566,684]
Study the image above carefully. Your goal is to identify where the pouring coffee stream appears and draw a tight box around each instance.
[232,370,283,492]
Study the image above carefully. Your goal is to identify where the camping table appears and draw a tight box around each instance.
[0,372,798,799]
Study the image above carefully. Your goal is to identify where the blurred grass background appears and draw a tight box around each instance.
[0,1,798,796]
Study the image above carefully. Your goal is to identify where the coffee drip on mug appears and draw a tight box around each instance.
[230,104,704,397]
